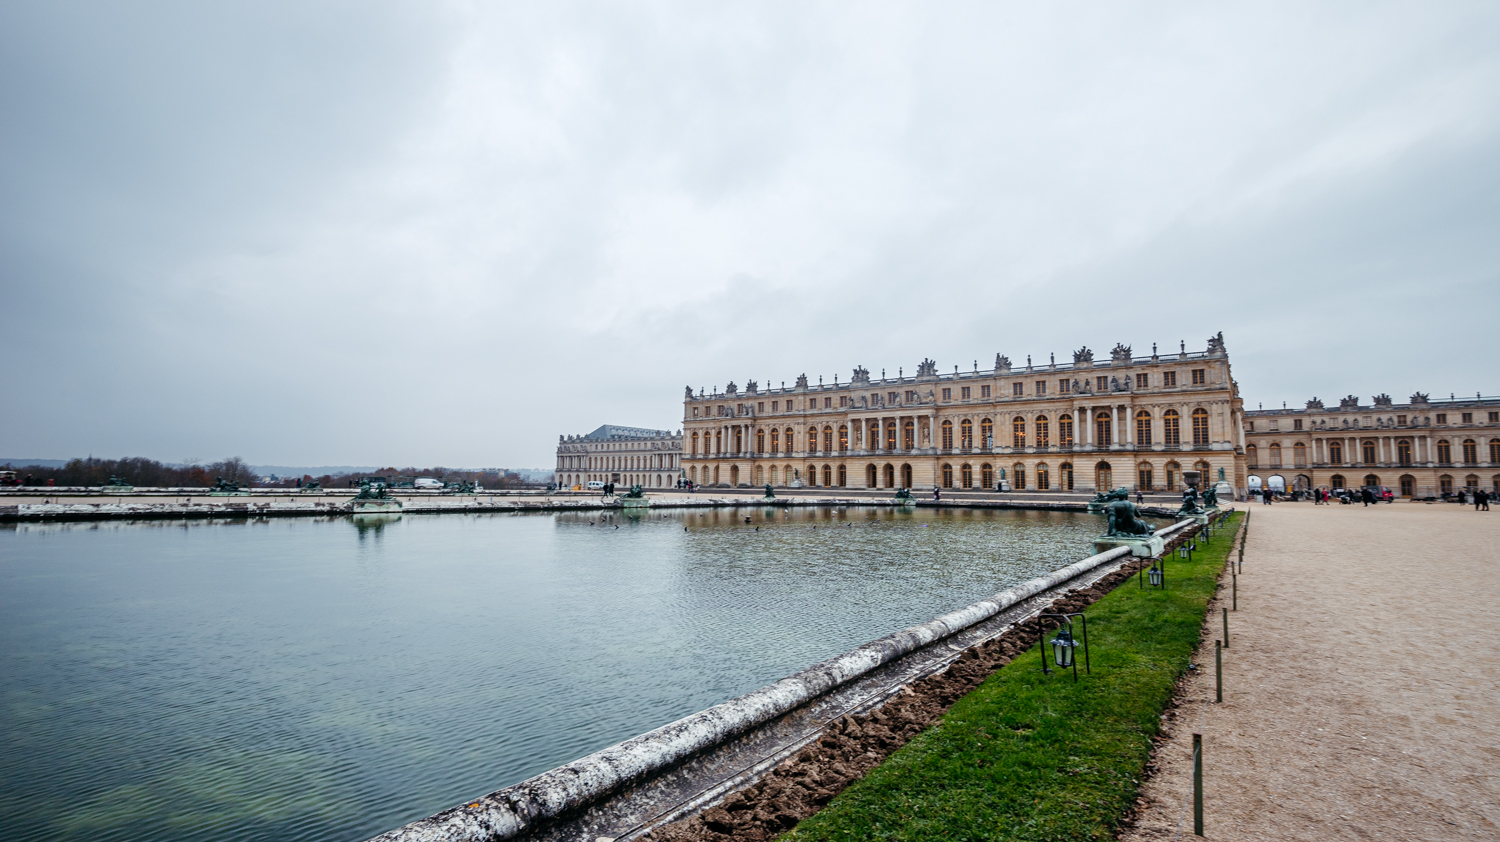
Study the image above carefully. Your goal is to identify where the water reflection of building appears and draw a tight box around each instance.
[1243,393,1500,498]
[555,425,683,489]
[681,336,1247,494]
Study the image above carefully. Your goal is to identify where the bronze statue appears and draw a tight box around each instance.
[1202,485,1219,508]
[623,484,646,499]
[1178,487,1204,515]
[894,487,913,502]
[1090,487,1130,506]
[764,484,775,499]
[1105,499,1155,537]
[353,480,391,500]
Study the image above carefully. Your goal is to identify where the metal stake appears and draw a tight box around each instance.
[1222,607,1230,649]
[1232,573,1237,610]
[1215,640,1223,703]
[1193,733,1204,836]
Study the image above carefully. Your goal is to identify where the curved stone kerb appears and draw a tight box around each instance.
[367,543,1135,842]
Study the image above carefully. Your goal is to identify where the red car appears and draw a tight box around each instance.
[1362,485,1395,502]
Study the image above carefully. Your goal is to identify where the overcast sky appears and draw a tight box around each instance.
[2,2,1497,469]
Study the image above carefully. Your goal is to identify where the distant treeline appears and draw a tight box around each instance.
[2,456,536,489]
[2,456,258,487]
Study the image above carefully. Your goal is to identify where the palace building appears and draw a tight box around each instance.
[1242,393,1500,498]
[680,335,1247,494]
[556,425,683,490]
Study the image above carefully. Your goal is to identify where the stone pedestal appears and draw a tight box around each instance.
[1213,481,1234,501]
[621,496,651,509]
[1094,534,1165,557]
[352,499,402,513]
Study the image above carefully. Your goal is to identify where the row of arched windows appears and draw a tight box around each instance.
[1249,438,1500,468]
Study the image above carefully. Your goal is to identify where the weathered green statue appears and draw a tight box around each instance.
[1178,487,1204,515]
[1105,499,1155,536]
[104,476,132,487]
[623,484,646,499]
[213,477,242,493]
[1202,485,1219,509]
[1091,487,1130,505]
[354,480,391,500]
[764,484,775,499]
[894,487,914,502]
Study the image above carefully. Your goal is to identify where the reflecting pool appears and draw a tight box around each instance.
[0,506,1119,842]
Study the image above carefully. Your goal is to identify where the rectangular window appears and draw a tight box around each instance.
[1293,419,1302,430]
[1164,371,1178,387]
[1396,414,1405,425]
[1035,380,1047,395]
[1491,412,1499,422]
[906,391,918,403]
[1437,414,1447,424]
[1269,420,1278,431]
[942,387,952,401]
[980,385,991,398]
[889,392,899,404]
[960,386,971,400]
[1136,373,1149,389]
[1192,369,1206,385]
[1060,379,1071,393]
[1096,376,1108,392]
[1012,382,1024,396]
[824,397,832,408]
[839,396,848,407]
[757,402,764,413]
[693,407,700,417]
[772,401,778,412]
[1462,412,1473,423]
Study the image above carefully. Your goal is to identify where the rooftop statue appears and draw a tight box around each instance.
[1111,343,1132,363]
[1305,397,1324,410]
[1105,499,1155,537]
[995,354,1012,372]
[1207,331,1226,354]
[916,358,939,378]
[852,365,871,384]
[685,385,694,399]
[1073,346,1094,365]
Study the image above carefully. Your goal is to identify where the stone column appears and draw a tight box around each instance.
[1080,407,1091,448]
[1123,404,1133,447]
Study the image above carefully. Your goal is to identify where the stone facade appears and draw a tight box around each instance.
[681,336,1247,494]
[1243,393,1500,497]
[556,425,683,490]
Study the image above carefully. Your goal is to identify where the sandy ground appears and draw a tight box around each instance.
[1121,500,1500,841]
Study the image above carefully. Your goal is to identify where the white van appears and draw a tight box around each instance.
[413,478,443,489]
[586,480,606,490]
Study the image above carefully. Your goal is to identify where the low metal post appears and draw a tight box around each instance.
[1215,639,1222,703]
[1232,573,1237,610]
[1222,607,1229,649]
[1193,733,1204,836]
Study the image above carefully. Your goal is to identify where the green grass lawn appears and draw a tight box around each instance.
[784,514,1240,842]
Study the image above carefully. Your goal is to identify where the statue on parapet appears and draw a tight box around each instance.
[764,484,775,500]
[353,479,390,500]
[1091,487,1130,506]
[1202,485,1219,509]
[894,487,914,503]
[1178,486,1204,516]
[1105,499,1155,537]
[623,484,646,499]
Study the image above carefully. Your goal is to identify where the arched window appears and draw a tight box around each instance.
[869,421,881,450]
[902,463,913,489]
[1059,414,1075,447]
[1439,475,1453,494]
[769,465,778,485]
[1399,475,1414,497]
[1013,463,1027,490]
[838,425,849,452]
[1036,463,1050,490]
[981,463,994,488]
[886,421,897,451]
[1135,411,1152,446]
[903,419,915,450]
[823,426,834,453]
[867,464,877,487]
[756,429,765,454]
[1362,440,1376,464]
[735,428,743,454]
[1195,460,1211,480]
[1364,474,1380,488]
[837,464,846,487]
[1437,440,1452,465]
[1096,461,1112,490]
[1491,439,1500,464]
[1246,445,1258,467]
[1095,411,1112,447]
[715,430,722,455]
[1329,441,1343,464]
[980,418,994,450]
[1013,416,1027,448]
[941,420,954,450]
[754,465,763,485]
[1294,442,1307,467]
[883,464,895,488]
[1463,439,1478,464]
[785,464,794,486]
[1035,415,1050,447]
[1269,443,1282,467]
[1165,461,1180,491]
[960,419,974,451]
[808,428,819,453]
[1060,462,1074,490]
[691,432,699,456]
[1163,410,1181,446]
[770,428,779,454]
[1328,474,1343,489]
[1137,461,1153,490]
[1191,408,1210,446]
[961,463,973,488]
[942,463,954,488]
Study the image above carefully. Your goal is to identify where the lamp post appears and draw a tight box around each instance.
[1038,612,1091,681]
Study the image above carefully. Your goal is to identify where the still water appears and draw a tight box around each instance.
[0,506,1113,842]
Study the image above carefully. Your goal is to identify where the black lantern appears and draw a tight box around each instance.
[1038,613,1091,681]
[1149,564,1164,588]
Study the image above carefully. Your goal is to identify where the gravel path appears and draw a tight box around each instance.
[1121,501,1500,840]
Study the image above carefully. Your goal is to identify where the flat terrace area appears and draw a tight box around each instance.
[1124,500,1500,840]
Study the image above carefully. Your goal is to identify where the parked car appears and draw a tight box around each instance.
[1363,485,1394,502]
[586,480,606,490]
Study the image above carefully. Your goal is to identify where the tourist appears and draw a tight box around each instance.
[1360,487,1374,507]
[933,486,941,501]
[1136,489,1144,504]
[1475,488,1489,511]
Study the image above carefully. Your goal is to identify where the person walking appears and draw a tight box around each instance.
[933,485,941,502]
[1476,488,1489,511]
[1136,489,1145,505]
[1361,486,1374,507]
